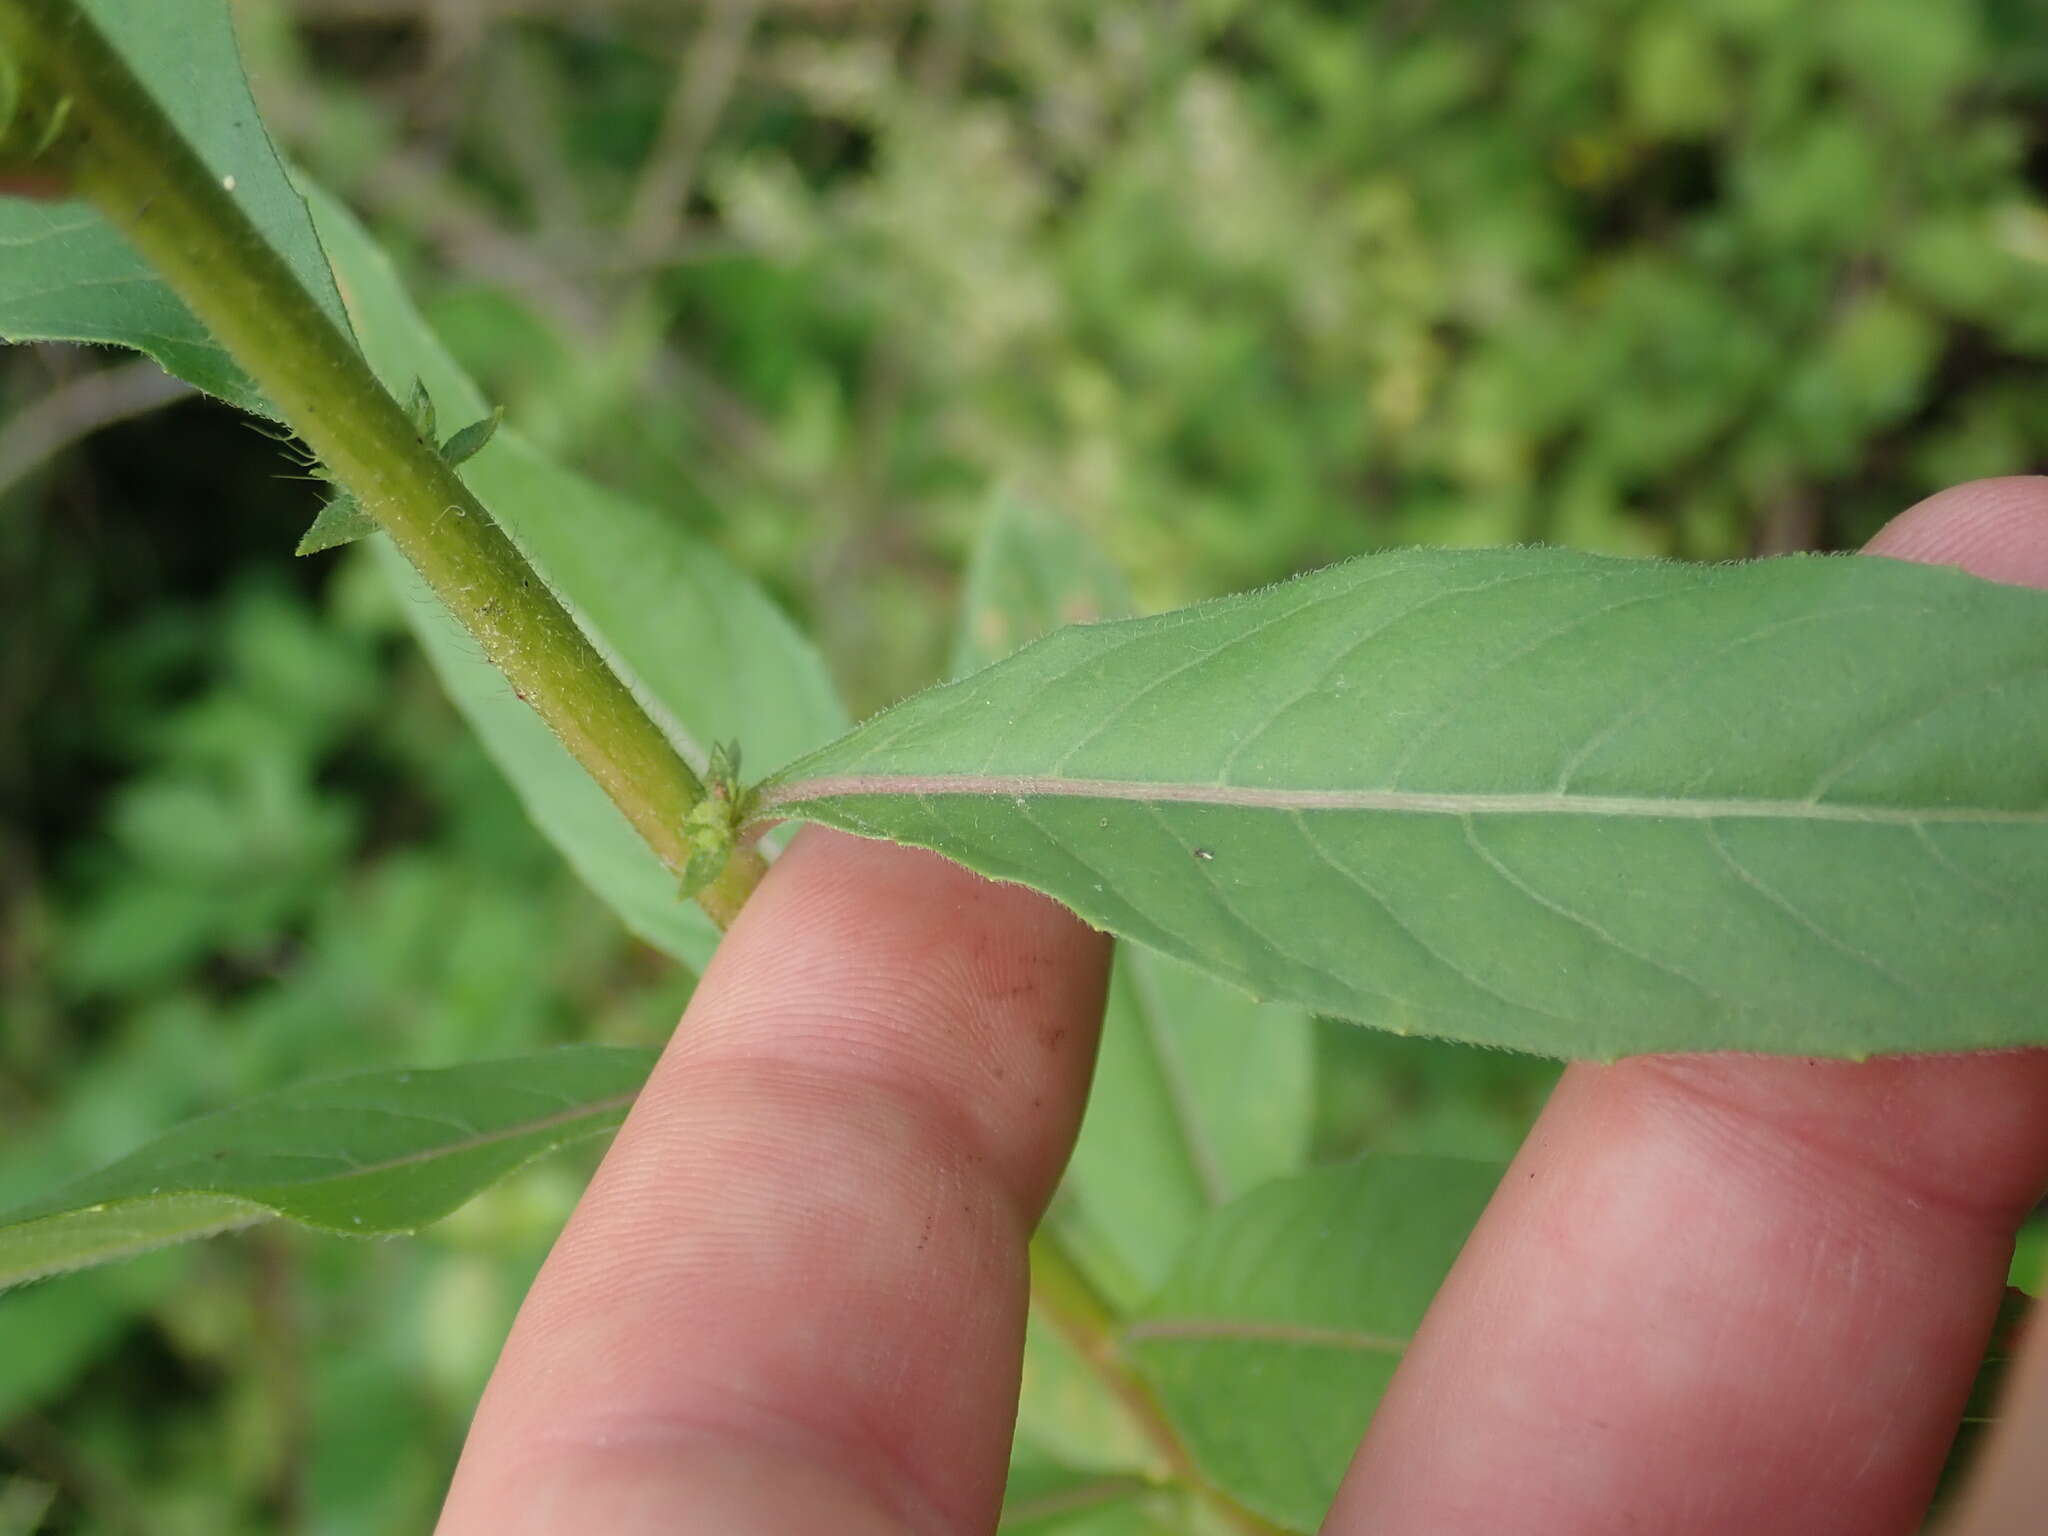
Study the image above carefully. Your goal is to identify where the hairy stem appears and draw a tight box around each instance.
[0,0,767,925]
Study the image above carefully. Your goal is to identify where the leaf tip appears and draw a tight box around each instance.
[295,492,377,555]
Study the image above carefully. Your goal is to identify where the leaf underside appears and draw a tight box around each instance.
[953,496,1319,1309]
[0,1048,655,1290]
[762,546,2048,1059]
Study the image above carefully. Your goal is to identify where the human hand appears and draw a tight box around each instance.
[436,478,2048,1536]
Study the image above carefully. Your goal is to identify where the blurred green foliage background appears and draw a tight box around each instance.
[2,0,2044,1528]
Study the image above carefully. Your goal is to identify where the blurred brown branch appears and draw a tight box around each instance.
[624,0,762,262]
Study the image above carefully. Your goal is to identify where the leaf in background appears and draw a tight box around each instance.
[951,494,1317,1308]
[1058,947,1314,1310]
[1012,1304,1161,1492]
[0,1476,57,1535]
[763,546,2048,1058]
[0,0,348,412]
[0,1253,185,1420]
[0,1047,654,1289]
[1313,1027,1560,1165]
[306,182,847,963]
[999,1450,1179,1533]
[952,494,1132,679]
[1127,1157,1501,1532]
[374,542,714,970]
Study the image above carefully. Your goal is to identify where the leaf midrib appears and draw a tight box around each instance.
[758,772,2047,825]
[6,1090,638,1227]
[233,1089,638,1188]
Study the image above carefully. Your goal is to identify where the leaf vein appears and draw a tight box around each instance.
[1702,822,1919,992]
[1291,811,1564,1022]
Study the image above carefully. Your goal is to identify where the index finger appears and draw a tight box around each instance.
[436,828,1111,1534]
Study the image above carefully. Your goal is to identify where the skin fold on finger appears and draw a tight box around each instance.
[436,828,1112,1536]
[1326,477,2048,1536]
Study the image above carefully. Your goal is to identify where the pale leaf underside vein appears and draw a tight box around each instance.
[759,773,2046,826]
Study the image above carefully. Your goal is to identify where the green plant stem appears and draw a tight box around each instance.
[0,0,765,929]
[1027,1229,1289,1536]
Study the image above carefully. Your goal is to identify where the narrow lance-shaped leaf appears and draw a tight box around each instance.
[0,1048,655,1289]
[759,546,2048,1059]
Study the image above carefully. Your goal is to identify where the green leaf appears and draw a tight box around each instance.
[953,494,1132,680]
[0,0,349,413]
[0,1047,655,1289]
[0,1251,184,1418]
[0,1475,57,1536]
[404,376,436,441]
[295,491,376,556]
[372,543,717,968]
[763,546,2048,1058]
[1000,1451,1177,1533]
[1128,1157,1501,1532]
[1014,1302,1160,1488]
[306,182,847,963]
[440,405,503,467]
[951,494,1317,1305]
[1056,946,1314,1310]
[1316,1028,1559,1163]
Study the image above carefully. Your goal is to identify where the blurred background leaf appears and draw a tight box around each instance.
[0,1048,654,1288]
[4,0,2045,1526]
[1129,1158,1502,1533]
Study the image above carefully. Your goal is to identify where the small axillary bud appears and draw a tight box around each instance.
[676,741,754,900]
[0,48,82,199]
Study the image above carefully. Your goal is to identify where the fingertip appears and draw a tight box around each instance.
[708,826,1113,1212]
[1863,476,2048,589]
[440,824,1113,1536]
